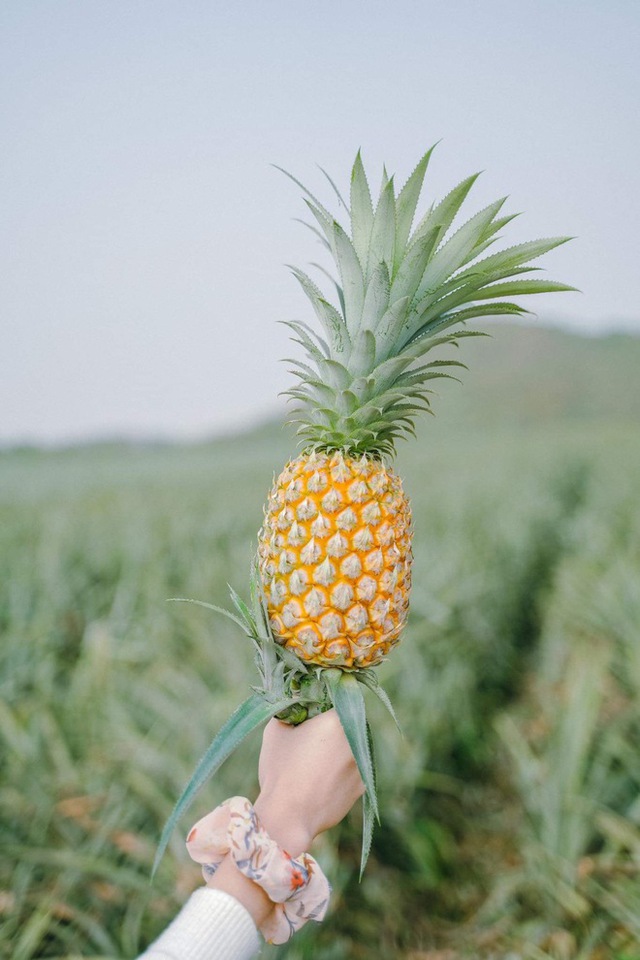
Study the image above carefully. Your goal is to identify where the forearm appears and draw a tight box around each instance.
[138,887,260,960]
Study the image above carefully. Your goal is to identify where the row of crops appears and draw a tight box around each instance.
[1,414,639,959]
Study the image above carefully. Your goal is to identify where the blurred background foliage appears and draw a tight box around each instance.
[2,324,640,960]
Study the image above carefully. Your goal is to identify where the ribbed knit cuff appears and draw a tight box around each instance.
[138,887,261,960]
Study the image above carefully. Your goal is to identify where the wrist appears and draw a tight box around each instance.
[205,852,274,929]
[187,796,331,944]
[253,793,314,856]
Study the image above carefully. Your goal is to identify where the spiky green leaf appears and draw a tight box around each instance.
[273,165,333,223]
[326,671,378,821]
[289,267,350,356]
[359,261,390,335]
[317,163,347,208]
[455,237,573,282]
[280,320,329,361]
[227,585,255,632]
[411,172,480,248]
[407,302,528,347]
[350,150,374,269]
[374,296,412,361]
[361,789,375,879]
[355,672,400,733]
[367,177,396,280]
[472,279,579,300]
[331,221,365,337]
[153,693,295,877]
[394,144,438,266]
[349,329,377,378]
[166,598,248,634]
[415,198,508,300]
[292,217,331,251]
[390,225,442,302]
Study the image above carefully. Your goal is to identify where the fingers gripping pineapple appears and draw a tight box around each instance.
[155,146,574,877]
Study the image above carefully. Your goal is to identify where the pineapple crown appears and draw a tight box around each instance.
[279,145,576,457]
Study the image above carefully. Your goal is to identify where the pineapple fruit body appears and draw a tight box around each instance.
[258,450,412,669]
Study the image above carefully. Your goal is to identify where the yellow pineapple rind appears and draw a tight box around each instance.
[258,451,412,669]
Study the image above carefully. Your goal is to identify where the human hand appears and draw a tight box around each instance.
[254,708,365,856]
[187,708,364,932]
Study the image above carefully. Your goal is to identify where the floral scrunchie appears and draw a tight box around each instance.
[186,796,331,944]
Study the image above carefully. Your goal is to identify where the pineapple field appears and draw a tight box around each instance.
[2,324,640,960]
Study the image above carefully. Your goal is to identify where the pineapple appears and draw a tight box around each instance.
[258,450,412,669]
[154,146,575,877]
[258,147,573,673]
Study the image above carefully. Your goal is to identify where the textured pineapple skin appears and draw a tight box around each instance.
[258,451,412,669]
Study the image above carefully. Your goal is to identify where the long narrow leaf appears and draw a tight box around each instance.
[355,671,402,733]
[289,266,350,356]
[292,217,331,251]
[350,149,374,268]
[317,163,347,209]
[166,598,248,633]
[227,584,255,631]
[304,197,337,245]
[403,303,526,350]
[361,791,375,879]
[349,329,377,378]
[367,178,396,281]
[390,224,442,302]
[411,172,480,248]
[326,671,378,821]
[454,236,573,283]
[415,198,508,300]
[472,279,579,299]
[152,693,294,876]
[331,221,365,337]
[273,164,333,223]
[309,260,346,315]
[359,261,390,334]
[394,143,438,264]
[374,296,412,361]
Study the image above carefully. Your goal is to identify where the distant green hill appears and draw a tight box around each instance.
[219,321,640,457]
[209,321,640,448]
[1,324,638,497]
[413,320,640,429]
[223,321,640,443]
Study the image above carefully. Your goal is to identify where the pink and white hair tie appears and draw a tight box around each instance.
[186,796,331,944]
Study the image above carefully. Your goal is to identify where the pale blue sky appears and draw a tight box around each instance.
[2,0,639,443]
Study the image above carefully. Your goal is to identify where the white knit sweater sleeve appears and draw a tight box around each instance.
[138,888,261,960]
